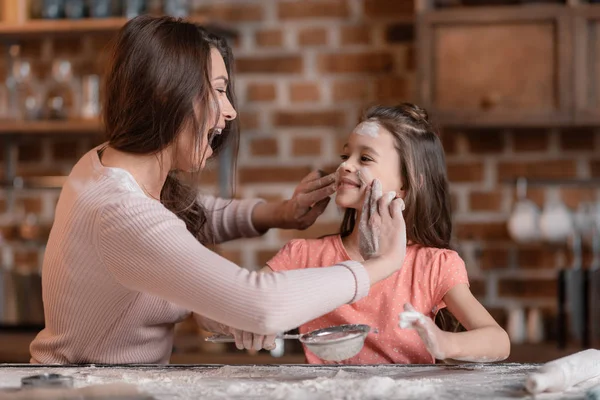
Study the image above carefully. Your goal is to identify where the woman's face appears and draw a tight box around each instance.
[175,47,237,172]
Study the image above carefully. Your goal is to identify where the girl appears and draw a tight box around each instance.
[28,16,406,364]
[264,103,510,364]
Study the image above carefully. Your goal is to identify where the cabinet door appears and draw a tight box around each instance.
[417,6,572,126]
[574,7,600,125]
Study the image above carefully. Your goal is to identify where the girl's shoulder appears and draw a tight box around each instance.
[408,245,465,269]
[267,234,345,271]
[280,234,342,256]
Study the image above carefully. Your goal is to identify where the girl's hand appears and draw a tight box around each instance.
[399,303,449,361]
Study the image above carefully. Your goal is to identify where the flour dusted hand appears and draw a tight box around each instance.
[399,303,448,361]
[277,170,336,230]
[228,328,277,351]
[358,179,407,264]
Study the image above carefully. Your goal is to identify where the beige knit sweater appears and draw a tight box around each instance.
[29,146,370,364]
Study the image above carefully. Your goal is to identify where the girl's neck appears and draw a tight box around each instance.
[341,210,364,262]
[340,209,414,261]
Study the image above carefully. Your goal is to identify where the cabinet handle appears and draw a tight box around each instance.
[480,92,501,110]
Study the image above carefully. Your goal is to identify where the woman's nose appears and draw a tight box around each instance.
[222,97,237,121]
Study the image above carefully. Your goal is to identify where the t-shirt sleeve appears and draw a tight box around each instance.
[431,250,470,310]
[266,239,309,272]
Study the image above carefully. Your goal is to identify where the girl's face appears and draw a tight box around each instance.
[336,121,404,210]
[175,47,237,172]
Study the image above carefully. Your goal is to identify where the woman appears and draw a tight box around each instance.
[29,15,406,364]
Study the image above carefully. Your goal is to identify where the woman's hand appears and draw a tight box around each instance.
[358,179,406,262]
[399,303,449,360]
[279,170,336,230]
[228,328,277,351]
[253,170,336,232]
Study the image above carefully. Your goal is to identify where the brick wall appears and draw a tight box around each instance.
[2,0,600,337]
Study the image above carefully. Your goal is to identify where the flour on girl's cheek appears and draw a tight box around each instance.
[357,168,373,187]
[355,121,380,138]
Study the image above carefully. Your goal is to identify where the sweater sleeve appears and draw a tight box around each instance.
[97,196,370,335]
[196,194,265,244]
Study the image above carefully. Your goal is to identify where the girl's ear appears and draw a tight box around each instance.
[398,174,423,200]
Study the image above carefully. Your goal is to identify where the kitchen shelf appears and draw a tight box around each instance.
[0,15,237,39]
[0,176,66,190]
[502,178,600,187]
[0,120,102,135]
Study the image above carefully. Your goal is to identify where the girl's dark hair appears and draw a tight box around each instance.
[103,15,238,242]
[339,103,463,335]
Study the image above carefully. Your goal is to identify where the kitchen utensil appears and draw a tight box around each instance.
[566,232,585,345]
[0,373,153,399]
[81,74,100,119]
[587,220,600,348]
[540,197,574,243]
[21,373,73,388]
[557,265,567,349]
[124,0,146,19]
[507,307,526,344]
[526,308,544,344]
[507,178,541,243]
[526,349,600,394]
[205,324,371,362]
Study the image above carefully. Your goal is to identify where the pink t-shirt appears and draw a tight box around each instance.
[267,235,470,364]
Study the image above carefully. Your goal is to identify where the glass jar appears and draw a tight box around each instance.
[44,59,80,120]
[6,46,43,121]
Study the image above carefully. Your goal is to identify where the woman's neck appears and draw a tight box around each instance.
[99,146,170,199]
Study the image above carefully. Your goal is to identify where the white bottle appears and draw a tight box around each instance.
[526,349,600,394]
[507,307,526,344]
[526,308,544,344]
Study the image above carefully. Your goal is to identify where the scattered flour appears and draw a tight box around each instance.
[0,363,595,400]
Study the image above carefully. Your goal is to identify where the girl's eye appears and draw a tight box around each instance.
[361,156,373,162]
[216,89,227,94]
[340,154,349,161]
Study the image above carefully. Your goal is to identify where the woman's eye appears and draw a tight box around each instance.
[216,89,226,94]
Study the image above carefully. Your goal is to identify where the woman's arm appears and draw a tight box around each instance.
[197,171,337,244]
[400,284,510,362]
[97,196,372,335]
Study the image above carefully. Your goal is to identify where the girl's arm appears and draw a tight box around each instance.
[400,284,510,362]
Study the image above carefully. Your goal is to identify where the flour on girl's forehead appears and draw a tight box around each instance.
[355,121,380,138]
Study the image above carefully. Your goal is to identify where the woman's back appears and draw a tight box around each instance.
[30,147,189,364]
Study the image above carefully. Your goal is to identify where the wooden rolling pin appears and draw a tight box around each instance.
[0,382,155,400]
[526,349,600,394]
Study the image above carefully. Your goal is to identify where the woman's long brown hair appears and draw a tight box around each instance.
[102,15,238,242]
[340,103,462,333]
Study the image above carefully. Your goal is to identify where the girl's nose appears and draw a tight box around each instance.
[343,160,357,173]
